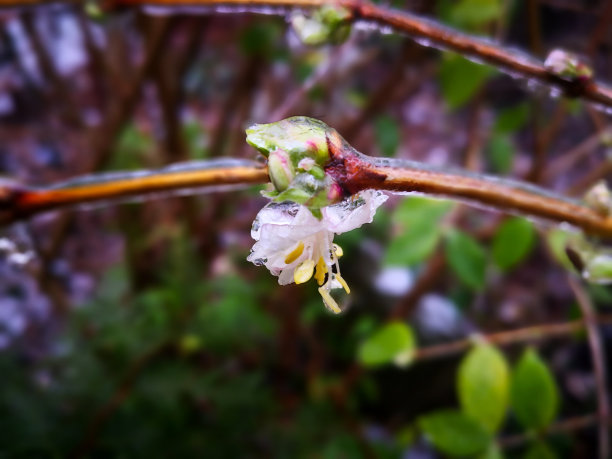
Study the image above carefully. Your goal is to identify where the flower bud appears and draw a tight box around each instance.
[268,149,295,192]
[583,253,612,284]
[291,5,351,46]
[544,49,593,82]
[246,117,346,216]
[583,180,611,217]
[246,117,330,165]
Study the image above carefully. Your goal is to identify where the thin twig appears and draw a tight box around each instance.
[415,316,612,362]
[569,276,610,459]
[544,127,610,184]
[104,0,612,108]
[500,413,603,449]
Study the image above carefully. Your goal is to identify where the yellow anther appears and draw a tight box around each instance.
[285,241,305,264]
[335,274,351,294]
[314,256,328,286]
[333,243,343,258]
[294,259,315,284]
[318,287,342,314]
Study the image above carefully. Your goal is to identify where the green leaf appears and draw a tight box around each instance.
[439,53,494,109]
[478,442,504,459]
[240,23,281,56]
[450,0,503,28]
[523,441,557,459]
[458,343,510,433]
[357,322,416,367]
[494,103,530,134]
[393,196,453,226]
[487,135,514,174]
[384,224,442,267]
[384,197,452,267]
[419,410,491,456]
[492,218,536,271]
[374,115,400,157]
[510,349,560,430]
[546,228,576,270]
[445,230,487,290]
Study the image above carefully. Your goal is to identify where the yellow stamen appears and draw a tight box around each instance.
[284,241,304,264]
[294,259,315,284]
[314,256,327,286]
[335,274,351,294]
[333,243,343,258]
[318,287,342,314]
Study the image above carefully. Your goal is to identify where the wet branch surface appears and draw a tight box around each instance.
[3,139,612,239]
[102,0,612,108]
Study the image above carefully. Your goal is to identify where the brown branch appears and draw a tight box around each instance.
[104,0,612,108]
[0,165,269,224]
[569,276,610,459]
[324,131,612,238]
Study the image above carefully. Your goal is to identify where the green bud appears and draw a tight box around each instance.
[560,233,612,284]
[267,149,295,192]
[246,117,348,216]
[290,5,351,46]
[583,180,611,216]
[584,253,612,284]
[544,49,593,82]
[85,0,105,21]
[246,116,330,165]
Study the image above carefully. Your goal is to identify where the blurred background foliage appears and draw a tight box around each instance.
[0,0,611,457]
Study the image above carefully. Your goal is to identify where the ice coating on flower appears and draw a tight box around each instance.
[246,117,344,213]
[248,190,388,313]
[246,116,330,164]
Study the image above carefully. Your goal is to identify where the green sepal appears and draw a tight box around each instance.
[246,117,345,214]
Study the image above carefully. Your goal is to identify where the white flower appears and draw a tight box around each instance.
[248,190,388,313]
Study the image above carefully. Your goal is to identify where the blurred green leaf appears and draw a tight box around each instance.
[384,197,452,266]
[479,442,504,459]
[492,217,536,271]
[182,121,208,159]
[445,230,487,290]
[112,123,154,170]
[494,103,530,134]
[396,425,417,448]
[439,53,494,109]
[197,275,276,352]
[374,115,400,157]
[588,284,612,305]
[393,196,453,226]
[240,23,281,56]
[487,135,514,174]
[450,0,503,28]
[458,343,510,433]
[357,321,416,367]
[510,349,560,430]
[546,228,576,270]
[523,441,558,459]
[419,410,491,456]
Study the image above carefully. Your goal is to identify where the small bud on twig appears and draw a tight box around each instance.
[544,49,593,83]
[290,5,352,46]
